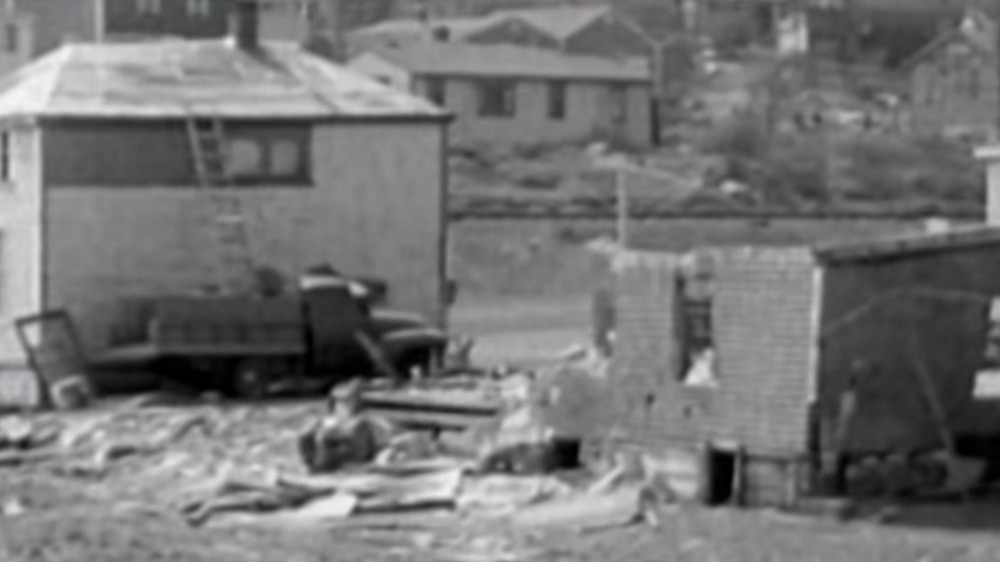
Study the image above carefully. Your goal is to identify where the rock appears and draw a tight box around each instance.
[2,497,26,517]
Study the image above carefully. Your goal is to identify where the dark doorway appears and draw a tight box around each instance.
[708,449,737,505]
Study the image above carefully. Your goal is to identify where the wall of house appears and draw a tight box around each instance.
[42,120,446,354]
[817,244,1000,456]
[909,42,998,139]
[564,15,650,58]
[464,18,558,49]
[611,247,820,505]
[417,75,651,148]
[11,0,97,55]
[0,126,42,366]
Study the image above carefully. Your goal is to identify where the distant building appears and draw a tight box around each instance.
[902,8,997,141]
[0,0,392,76]
[349,42,653,148]
[0,2,449,370]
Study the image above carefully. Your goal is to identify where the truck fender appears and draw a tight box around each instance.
[379,327,447,361]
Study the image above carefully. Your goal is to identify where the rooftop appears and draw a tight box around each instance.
[368,42,650,82]
[347,15,504,41]
[490,5,614,40]
[0,39,447,120]
[814,225,1000,264]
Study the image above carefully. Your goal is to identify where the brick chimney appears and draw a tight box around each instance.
[229,0,260,51]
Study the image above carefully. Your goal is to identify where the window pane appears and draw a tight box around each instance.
[478,80,515,117]
[270,139,301,177]
[548,81,566,119]
[225,138,263,178]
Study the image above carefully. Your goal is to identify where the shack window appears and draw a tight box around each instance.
[269,139,302,177]
[1,130,11,182]
[610,85,628,124]
[186,0,211,16]
[478,80,516,118]
[678,253,716,387]
[137,0,162,14]
[975,297,1000,399]
[548,81,566,120]
[4,23,18,54]
[225,138,264,178]
[426,77,446,106]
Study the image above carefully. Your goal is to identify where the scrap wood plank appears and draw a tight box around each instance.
[360,391,501,416]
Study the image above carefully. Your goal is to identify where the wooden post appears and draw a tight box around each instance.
[616,169,628,248]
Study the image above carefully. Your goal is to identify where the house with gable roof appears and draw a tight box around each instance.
[902,7,998,140]
[0,1,450,379]
[349,41,652,148]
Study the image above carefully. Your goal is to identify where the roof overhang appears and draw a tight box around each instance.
[814,225,1000,265]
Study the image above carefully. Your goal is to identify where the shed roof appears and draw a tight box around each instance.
[491,5,613,40]
[0,39,447,120]
[814,225,1000,264]
[368,42,650,82]
[347,15,504,41]
[900,7,996,70]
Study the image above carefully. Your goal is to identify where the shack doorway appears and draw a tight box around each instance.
[707,448,737,505]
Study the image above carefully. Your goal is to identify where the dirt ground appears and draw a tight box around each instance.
[6,288,1000,561]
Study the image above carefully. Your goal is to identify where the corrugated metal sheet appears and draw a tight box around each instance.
[0,39,448,119]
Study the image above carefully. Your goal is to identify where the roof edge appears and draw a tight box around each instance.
[29,113,455,125]
[813,225,1000,264]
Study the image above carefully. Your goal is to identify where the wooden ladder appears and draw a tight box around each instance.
[186,117,257,295]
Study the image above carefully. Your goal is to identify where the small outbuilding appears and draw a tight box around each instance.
[611,226,1000,506]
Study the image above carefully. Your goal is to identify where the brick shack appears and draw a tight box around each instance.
[0,1,450,373]
[611,226,1000,506]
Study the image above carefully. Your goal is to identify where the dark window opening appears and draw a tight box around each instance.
[4,23,17,54]
[136,0,162,15]
[678,253,715,386]
[186,0,211,17]
[707,448,736,505]
[548,81,566,120]
[1,131,11,182]
[478,80,516,118]
[426,77,446,106]
[610,85,627,124]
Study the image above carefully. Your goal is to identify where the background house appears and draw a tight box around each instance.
[611,227,1000,506]
[903,8,997,141]
[0,5,450,369]
[349,42,652,148]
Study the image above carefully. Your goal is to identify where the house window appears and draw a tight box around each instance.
[678,253,716,387]
[186,0,212,16]
[4,23,17,54]
[477,80,516,118]
[610,85,628,124]
[1,130,11,182]
[137,0,162,14]
[548,81,566,120]
[425,77,446,106]
[224,135,309,184]
[969,69,980,99]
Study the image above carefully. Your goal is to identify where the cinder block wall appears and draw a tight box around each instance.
[611,247,819,505]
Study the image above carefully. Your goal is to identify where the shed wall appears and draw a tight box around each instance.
[611,248,818,504]
[818,245,1000,454]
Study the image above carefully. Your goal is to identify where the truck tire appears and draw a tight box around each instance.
[231,358,271,400]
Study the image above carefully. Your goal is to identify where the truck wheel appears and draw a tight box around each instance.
[231,359,271,400]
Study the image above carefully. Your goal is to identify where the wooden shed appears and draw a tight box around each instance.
[611,226,1000,506]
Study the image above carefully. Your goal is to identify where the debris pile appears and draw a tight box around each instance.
[0,344,675,559]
